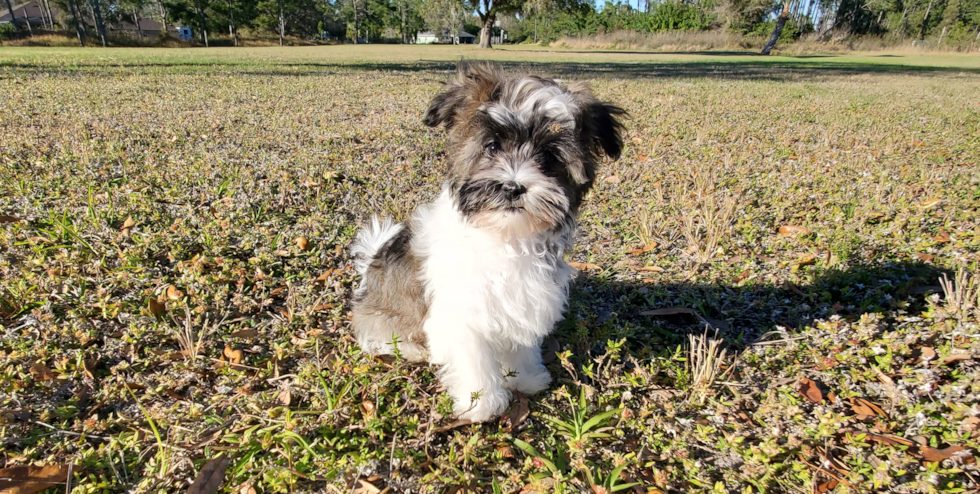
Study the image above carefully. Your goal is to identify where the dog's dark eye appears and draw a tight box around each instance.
[484,141,501,155]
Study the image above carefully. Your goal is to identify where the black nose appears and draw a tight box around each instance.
[500,181,527,200]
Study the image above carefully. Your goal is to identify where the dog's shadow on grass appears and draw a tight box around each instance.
[554,260,950,361]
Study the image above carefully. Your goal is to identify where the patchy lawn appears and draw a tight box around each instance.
[1,46,979,493]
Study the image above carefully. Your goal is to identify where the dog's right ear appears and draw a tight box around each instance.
[424,62,501,129]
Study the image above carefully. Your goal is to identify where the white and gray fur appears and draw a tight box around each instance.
[350,63,625,422]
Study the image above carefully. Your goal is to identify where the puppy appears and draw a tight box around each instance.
[350,63,625,422]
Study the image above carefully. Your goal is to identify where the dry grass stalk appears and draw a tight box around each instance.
[678,168,742,265]
[939,267,980,319]
[170,305,212,363]
[688,329,728,405]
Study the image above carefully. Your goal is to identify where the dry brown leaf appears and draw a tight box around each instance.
[640,307,700,317]
[314,269,334,283]
[849,398,886,418]
[940,353,972,365]
[798,378,823,404]
[507,393,530,432]
[0,464,71,494]
[914,253,936,262]
[147,298,166,317]
[918,346,937,363]
[223,345,243,365]
[82,359,97,380]
[934,230,951,243]
[124,382,145,390]
[0,215,24,224]
[627,242,658,255]
[274,386,291,407]
[496,444,515,458]
[295,236,310,251]
[637,265,665,273]
[165,389,188,401]
[916,445,972,464]
[360,400,375,418]
[29,363,57,381]
[778,225,809,235]
[602,175,620,184]
[351,479,381,494]
[312,303,336,312]
[187,455,230,494]
[568,262,602,272]
[121,216,136,230]
[166,285,184,301]
[860,432,914,447]
[228,329,257,338]
[796,253,817,266]
[237,482,257,494]
[920,198,941,210]
[816,480,839,493]
[962,417,980,433]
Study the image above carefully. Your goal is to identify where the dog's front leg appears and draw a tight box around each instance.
[427,322,510,422]
[501,343,551,395]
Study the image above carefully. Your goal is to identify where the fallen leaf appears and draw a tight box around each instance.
[496,444,514,458]
[147,298,165,317]
[507,393,530,432]
[920,198,941,209]
[275,386,291,407]
[29,363,57,381]
[627,242,658,255]
[940,353,971,365]
[914,253,935,262]
[166,285,184,301]
[934,230,951,243]
[82,359,97,380]
[859,432,914,447]
[314,269,334,283]
[0,215,23,224]
[637,265,664,273]
[0,464,71,494]
[121,216,136,230]
[796,253,817,266]
[849,398,886,418]
[568,262,602,272]
[602,175,620,184]
[360,400,375,418]
[640,307,700,317]
[918,347,936,363]
[916,445,972,464]
[237,482,257,494]
[295,236,310,251]
[798,378,823,404]
[187,455,231,494]
[435,418,476,433]
[778,225,809,235]
[228,329,257,338]
[816,480,839,493]
[124,382,145,390]
[223,345,243,365]
[351,479,381,494]
[312,303,336,312]
[165,389,188,401]
[962,417,980,433]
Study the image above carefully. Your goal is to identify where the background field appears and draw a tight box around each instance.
[1,46,979,493]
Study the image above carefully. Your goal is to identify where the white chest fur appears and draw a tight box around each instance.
[412,190,575,349]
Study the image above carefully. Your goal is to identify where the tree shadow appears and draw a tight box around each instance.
[2,57,978,81]
[556,260,950,359]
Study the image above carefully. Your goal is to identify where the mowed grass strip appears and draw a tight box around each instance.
[0,47,978,493]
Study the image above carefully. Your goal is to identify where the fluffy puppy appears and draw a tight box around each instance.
[350,63,625,422]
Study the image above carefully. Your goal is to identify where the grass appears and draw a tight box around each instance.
[1,45,979,493]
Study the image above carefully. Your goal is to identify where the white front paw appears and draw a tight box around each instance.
[508,368,551,395]
[454,387,511,423]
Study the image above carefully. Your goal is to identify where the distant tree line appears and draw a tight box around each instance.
[2,0,978,48]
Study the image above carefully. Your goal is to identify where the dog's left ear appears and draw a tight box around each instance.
[424,62,502,129]
[565,83,626,188]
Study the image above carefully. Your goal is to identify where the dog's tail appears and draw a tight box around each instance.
[351,216,403,277]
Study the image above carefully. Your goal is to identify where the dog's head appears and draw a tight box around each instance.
[424,63,625,238]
